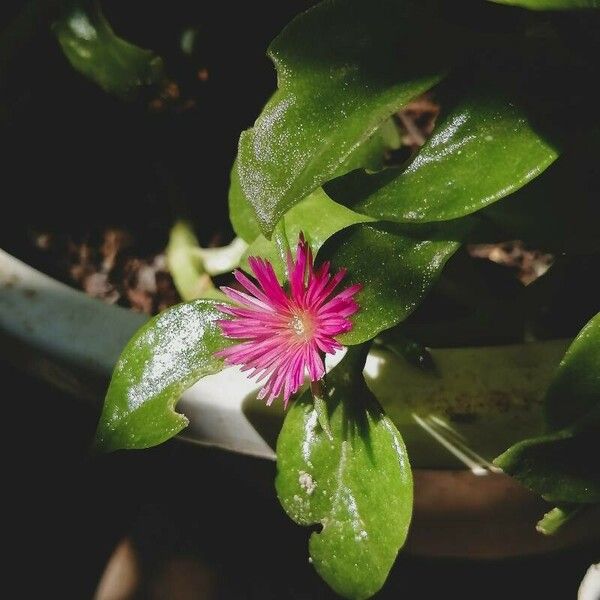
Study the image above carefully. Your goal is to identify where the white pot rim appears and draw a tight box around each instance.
[3,249,599,558]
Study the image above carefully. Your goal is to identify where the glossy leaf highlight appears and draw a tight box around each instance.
[276,347,413,600]
[95,300,231,452]
[326,85,557,223]
[318,221,472,344]
[242,189,373,280]
[237,0,465,235]
[54,0,164,99]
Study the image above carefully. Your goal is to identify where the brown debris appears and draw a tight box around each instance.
[33,228,180,314]
[397,93,440,149]
[148,79,198,114]
[468,241,554,286]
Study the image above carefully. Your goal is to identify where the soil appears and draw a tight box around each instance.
[12,94,552,315]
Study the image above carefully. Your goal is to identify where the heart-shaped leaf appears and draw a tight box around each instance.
[54,0,164,99]
[276,346,413,600]
[326,83,557,223]
[242,189,374,280]
[318,220,472,345]
[236,0,469,236]
[94,300,231,452]
[229,114,397,244]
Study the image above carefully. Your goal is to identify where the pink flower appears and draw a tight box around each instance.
[216,234,361,406]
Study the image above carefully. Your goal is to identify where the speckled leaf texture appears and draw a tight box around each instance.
[94,300,231,452]
[236,0,469,236]
[318,220,473,344]
[326,84,558,223]
[276,347,413,600]
[242,189,373,280]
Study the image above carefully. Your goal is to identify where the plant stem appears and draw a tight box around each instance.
[311,379,332,440]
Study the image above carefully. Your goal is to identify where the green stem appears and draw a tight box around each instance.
[272,219,291,278]
[311,379,332,440]
[536,505,582,536]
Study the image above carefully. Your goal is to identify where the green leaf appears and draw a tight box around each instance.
[95,300,231,452]
[545,312,600,430]
[53,0,164,99]
[495,314,600,504]
[494,421,600,504]
[166,221,245,300]
[536,505,581,535]
[236,0,467,236]
[230,114,399,244]
[318,220,472,345]
[229,162,262,243]
[276,346,413,600]
[334,116,402,176]
[166,221,215,301]
[242,189,373,280]
[375,333,436,372]
[326,83,557,223]
[489,0,599,9]
[482,149,600,254]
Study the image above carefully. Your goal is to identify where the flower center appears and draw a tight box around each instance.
[289,311,315,341]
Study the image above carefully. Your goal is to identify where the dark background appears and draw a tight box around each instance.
[1,1,598,597]
[3,361,598,598]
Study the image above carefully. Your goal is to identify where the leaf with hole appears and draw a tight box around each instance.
[94,300,231,452]
[276,347,413,600]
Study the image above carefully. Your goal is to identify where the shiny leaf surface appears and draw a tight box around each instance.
[318,220,472,344]
[54,0,164,99]
[326,85,557,223]
[229,115,399,243]
[95,300,231,452]
[276,347,413,600]
[242,189,373,280]
[229,162,262,243]
[236,0,466,235]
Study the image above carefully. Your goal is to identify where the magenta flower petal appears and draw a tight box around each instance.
[216,233,361,407]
